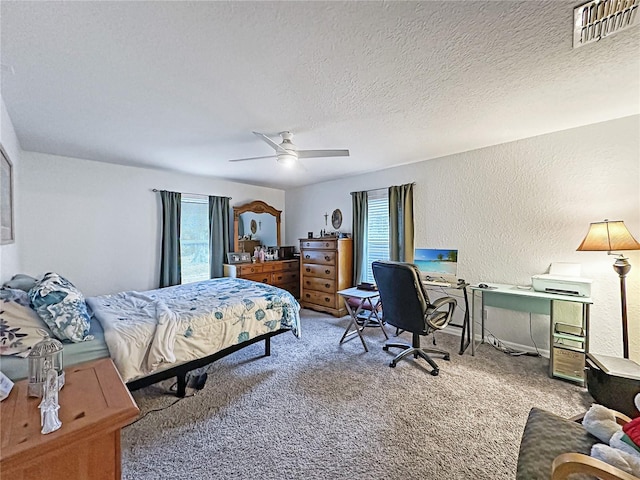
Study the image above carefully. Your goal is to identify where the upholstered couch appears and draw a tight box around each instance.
[516,407,638,480]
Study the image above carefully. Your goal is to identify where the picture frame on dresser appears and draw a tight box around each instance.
[1,145,14,245]
[227,252,252,264]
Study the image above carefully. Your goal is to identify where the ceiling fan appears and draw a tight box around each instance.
[228,131,349,166]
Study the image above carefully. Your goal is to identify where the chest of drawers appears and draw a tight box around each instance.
[0,359,139,480]
[299,238,353,317]
[233,259,300,298]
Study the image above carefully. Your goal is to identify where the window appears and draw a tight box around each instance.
[180,197,210,284]
[364,188,389,283]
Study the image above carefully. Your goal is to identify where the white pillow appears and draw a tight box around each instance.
[0,298,52,357]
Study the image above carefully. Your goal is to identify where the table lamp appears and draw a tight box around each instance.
[577,219,640,358]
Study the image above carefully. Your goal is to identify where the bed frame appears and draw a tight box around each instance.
[126,328,289,397]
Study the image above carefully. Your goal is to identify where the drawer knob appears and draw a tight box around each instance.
[325,243,330,247]
[325,283,330,288]
[306,268,311,272]
[324,256,330,261]
[305,294,310,298]
[325,297,330,303]
[325,269,330,274]
[305,255,310,259]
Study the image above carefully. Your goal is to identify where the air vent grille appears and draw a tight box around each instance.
[573,0,639,48]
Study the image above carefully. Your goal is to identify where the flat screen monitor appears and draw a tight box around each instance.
[414,248,458,281]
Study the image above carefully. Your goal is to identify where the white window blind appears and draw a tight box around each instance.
[364,188,389,283]
[180,197,210,284]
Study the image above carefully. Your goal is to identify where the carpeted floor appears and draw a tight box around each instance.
[122,308,593,479]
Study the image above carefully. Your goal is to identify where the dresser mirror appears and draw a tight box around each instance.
[233,200,281,253]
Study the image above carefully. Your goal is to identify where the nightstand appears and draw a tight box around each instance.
[0,358,139,479]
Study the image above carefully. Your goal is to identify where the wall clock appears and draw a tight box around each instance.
[331,209,342,229]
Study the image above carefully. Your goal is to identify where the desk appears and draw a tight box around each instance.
[470,284,593,384]
[422,281,471,355]
[338,287,387,352]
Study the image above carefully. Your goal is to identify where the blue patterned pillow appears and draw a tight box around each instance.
[28,273,93,343]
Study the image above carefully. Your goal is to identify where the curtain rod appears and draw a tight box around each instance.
[349,182,415,195]
[152,189,231,199]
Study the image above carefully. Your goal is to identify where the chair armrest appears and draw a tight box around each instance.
[552,452,640,480]
[569,411,632,426]
[429,296,457,310]
[425,296,456,330]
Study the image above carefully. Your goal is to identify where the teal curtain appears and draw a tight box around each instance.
[389,183,414,263]
[159,190,182,288]
[351,190,368,284]
[209,195,230,278]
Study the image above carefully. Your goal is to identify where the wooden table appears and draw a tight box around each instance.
[0,358,139,480]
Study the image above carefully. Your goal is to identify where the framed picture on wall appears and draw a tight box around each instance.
[0,145,14,245]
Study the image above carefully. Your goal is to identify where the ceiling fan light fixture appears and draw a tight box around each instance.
[277,152,297,167]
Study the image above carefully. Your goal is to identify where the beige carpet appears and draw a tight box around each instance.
[122,308,592,479]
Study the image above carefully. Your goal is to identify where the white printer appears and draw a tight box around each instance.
[531,262,592,297]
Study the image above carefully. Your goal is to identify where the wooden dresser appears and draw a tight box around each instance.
[0,358,139,480]
[299,237,353,317]
[233,259,300,298]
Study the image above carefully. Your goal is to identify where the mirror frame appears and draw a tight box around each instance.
[233,200,282,252]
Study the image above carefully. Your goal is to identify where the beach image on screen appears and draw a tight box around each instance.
[414,248,458,276]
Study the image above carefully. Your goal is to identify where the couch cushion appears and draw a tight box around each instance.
[516,407,599,480]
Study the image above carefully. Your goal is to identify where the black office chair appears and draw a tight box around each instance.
[372,260,457,375]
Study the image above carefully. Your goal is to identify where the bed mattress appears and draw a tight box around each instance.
[0,317,110,381]
[86,277,300,383]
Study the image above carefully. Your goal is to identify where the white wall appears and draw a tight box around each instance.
[285,116,640,361]
[0,95,22,283]
[17,152,285,296]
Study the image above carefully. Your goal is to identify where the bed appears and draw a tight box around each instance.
[0,276,301,397]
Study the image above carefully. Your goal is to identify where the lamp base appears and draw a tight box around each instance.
[612,255,631,277]
[612,254,631,359]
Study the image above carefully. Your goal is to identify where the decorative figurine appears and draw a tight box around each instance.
[39,367,62,434]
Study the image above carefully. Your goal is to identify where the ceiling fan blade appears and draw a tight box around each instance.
[228,155,277,163]
[252,131,285,152]
[297,149,350,159]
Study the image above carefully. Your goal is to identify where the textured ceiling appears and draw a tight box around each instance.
[1,1,639,189]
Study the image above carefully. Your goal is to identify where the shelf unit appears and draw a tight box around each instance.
[550,300,590,385]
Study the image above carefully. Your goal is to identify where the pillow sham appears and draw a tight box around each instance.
[3,274,38,292]
[28,272,93,343]
[0,296,52,357]
[0,287,31,307]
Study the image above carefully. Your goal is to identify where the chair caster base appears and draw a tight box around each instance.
[389,362,396,368]
[443,354,450,361]
[383,346,389,351]
[431,369,439,376]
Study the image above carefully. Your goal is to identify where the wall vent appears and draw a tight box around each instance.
[573,0,639,48]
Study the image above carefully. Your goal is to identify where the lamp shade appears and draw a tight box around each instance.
[576,220,640,252]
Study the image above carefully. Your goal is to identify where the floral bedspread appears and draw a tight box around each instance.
[86,278,301,383]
